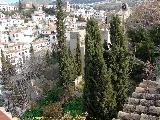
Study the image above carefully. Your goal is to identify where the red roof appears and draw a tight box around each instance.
[0,110,11,120]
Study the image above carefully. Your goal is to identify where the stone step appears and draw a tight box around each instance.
[132,92,160,100]
[118,111,141,120]
[135,87,158,94]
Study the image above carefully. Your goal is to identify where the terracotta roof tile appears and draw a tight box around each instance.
[0,110,11,120]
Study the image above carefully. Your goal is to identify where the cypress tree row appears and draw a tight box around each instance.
[56,0,75,94]
[83,19,116,120]
[75,34,82,76]
[105,15,129,112]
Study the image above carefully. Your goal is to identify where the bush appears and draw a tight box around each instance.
[63,97,85,117]
[22,87,64,119]
[37,87,64,107]
[22,107,42,120]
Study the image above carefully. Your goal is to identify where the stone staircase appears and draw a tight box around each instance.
[114,80,160,120]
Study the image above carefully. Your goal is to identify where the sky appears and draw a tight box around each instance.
[1,0,18,3]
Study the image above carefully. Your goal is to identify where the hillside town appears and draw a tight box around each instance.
[0,0,159,120]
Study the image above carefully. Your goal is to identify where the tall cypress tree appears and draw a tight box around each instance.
[19,0,22,13]
[83,19,116,120]
[56,0,75,94]
[105,15,129,112]
[45,49,50,64]
[75,34,82,76]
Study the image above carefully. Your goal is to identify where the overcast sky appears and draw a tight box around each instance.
[1,0,18,3]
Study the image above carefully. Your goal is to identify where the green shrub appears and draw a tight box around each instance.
[22,107,42,120]
[37,87,64,107]
[63,97,85,117]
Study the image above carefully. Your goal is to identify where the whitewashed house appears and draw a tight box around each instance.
[48,33,57,44]
[0,32,10,43]
[0,12,6,19]
[8,18,24,27]
[65,16,78,31]
[0,42,30,71]
[92,10,106,21]
[0,3,18,11]
[32,10,46,23]
[0,19,8,31]
[9,27,34,43]
[32,39,50,52]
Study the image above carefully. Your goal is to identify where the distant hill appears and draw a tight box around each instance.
[21,0,53,5]
[21,0,106,5]
[70,0,105,4]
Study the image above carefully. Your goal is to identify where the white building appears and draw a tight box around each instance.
[0,42,30,71]
[0,3,18,11]
[92,10,106,21]
[32,39,50,52]
[0,12,6,19]
[32,10,46,23]
[9,27,34,43]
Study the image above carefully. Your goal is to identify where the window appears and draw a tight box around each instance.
[10,59,15,63]
[18,46,20,49]
[4,45,8,48]
[16,34,18,37]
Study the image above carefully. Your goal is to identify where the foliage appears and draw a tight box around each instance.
[135,40,155,62]
[128,57,144,96]
[23,87,64,119]
[19,0,23,13]
[77,15,86,22]
[106,15,129,113]
[63,97,85,117]
[84,18,116,120]
[127,27,155,62]
[75,35,82,76]
[29,44,34,54]
[1,50,15,85]
[42,6,55,15]
[42,101,63,118]
[126,0,160,29]
[143,60,156,81]
[68,48,77,80]
[32,4,36,10]
[0,10,16,15]
[45,50,50,64]
[22,9,35,18]
[56,0,76,95]
[149,24,160,46]
[129,57,144,83]
[22,108,42,120]
[36,87,64,107]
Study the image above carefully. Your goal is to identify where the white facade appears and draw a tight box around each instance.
[0,18,24,29]
[0,42,30,71]
[32,11,46,23]
[0,4,18,11]
[32,39,50,52]
[48,34,57,44]
[92,10,106,21]
[0,12,6,19]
